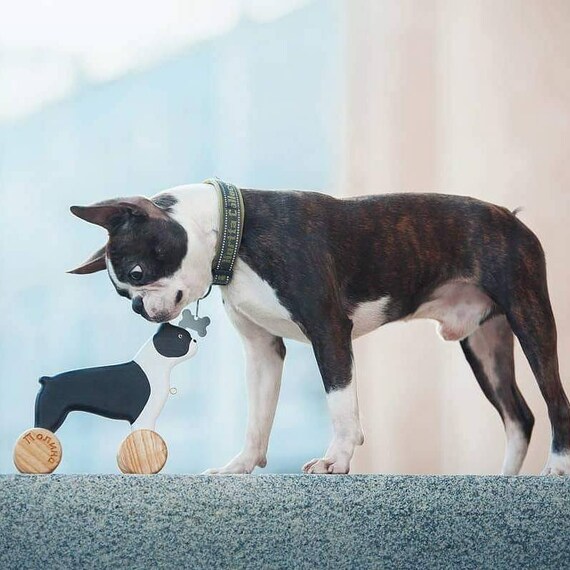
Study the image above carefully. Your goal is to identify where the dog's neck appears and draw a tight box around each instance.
[158,183,221,302]
[165,183,220,238]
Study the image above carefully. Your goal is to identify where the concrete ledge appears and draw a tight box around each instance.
[1,475,569,569]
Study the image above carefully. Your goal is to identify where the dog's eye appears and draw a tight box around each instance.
[129,265,143,281]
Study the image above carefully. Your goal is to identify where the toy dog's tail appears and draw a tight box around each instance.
[35,376,67,432]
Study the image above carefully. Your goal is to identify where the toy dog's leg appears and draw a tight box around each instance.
[204,306,285,474]
[34,379,69,433]
[15,377,72,473]
[303,316,364,474]
[461,315,534,475]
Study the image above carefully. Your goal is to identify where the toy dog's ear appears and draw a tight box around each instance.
[67,245,107,275]
[70,197,168,231]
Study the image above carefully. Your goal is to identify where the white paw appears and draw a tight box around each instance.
[302,457,350,474]
[203,451,266,475]
[541,452,570,475]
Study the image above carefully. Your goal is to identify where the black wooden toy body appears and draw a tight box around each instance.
[35,362,150,433]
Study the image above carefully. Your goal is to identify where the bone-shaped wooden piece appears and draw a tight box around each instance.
[179,308,211,337]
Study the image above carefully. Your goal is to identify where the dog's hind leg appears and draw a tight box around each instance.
[461,315,534,475]
[303,316,364,474]
[504,276,570,473]
[482,223,570,475]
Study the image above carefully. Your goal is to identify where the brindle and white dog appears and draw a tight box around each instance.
[69,183,570,475]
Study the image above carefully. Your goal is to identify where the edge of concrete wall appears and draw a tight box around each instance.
[1,475,569,569]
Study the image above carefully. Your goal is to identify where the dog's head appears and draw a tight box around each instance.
[69,193,215,322]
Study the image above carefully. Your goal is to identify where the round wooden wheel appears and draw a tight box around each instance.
[117,429,168,474]
[13,428,62,474]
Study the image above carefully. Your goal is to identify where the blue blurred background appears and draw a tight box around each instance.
[2,0,570,477]
[0,0,343,473]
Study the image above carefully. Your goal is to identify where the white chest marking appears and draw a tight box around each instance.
[226,262,394,342]
[224,261,309,342]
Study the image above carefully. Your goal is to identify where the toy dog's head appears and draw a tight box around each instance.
[153,323,198,361]
[69,192,215,322]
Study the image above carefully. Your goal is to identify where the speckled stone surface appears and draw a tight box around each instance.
[1,475,569,569]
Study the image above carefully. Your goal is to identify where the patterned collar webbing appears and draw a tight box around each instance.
[203,178,245,286]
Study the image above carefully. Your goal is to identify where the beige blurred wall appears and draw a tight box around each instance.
[341,0,570,474]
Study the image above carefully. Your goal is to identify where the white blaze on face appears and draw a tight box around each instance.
[107,259,131,295]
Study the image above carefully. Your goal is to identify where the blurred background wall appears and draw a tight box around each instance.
[1,0,568,475]
[345,0,570,474]
[0,0,342,474]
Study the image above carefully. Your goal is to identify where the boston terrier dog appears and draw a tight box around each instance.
[35,323,197,433]
[68,181,570,476]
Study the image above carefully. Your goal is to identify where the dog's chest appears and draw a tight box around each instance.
[223,261,309,342]
[223,261,394,342]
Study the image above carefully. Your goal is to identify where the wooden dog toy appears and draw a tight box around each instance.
[14,322,198,474]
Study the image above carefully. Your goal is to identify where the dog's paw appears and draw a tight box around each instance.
[203,451,266,475]
[302,457,349,474]
[541,452,570,475]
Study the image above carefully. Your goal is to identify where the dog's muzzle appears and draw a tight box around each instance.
[132,296,145,316]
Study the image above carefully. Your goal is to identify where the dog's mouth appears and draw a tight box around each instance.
[132,289,186,323]
[133,301,179,323]
[143,309,182,324]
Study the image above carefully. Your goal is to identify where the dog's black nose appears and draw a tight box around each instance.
[132,296,144,315]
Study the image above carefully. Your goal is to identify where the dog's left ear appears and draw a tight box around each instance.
[70,197,168,231]
[67,245,107,275]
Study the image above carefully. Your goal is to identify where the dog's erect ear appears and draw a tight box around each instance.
[70,197,168,231]
[67,245,107,275]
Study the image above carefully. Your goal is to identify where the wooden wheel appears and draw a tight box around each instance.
[13,428,62,474]
[117,429,168,474]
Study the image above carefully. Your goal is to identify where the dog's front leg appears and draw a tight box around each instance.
[204,306,285,474]
[303,318,364,474]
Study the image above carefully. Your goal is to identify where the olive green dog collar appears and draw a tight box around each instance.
[204,178,245,286]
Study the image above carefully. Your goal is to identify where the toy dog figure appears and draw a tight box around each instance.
[35,323,197,433]
[68,179,570,476]
[14,323,197,475]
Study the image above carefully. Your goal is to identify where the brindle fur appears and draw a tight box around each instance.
[238,190,570,456]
